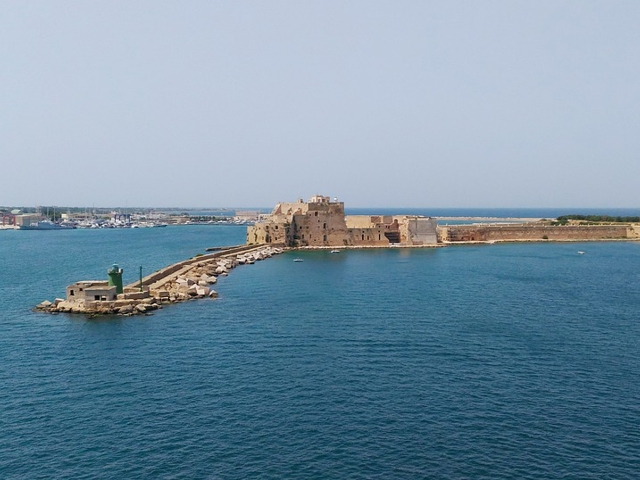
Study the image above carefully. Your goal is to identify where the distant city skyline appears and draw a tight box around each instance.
[2,1,639,208]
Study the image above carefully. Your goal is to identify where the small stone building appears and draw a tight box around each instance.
[66,281,118,306]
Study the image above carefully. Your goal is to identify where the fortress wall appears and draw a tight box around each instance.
[628,225,640,238]
[345,215,375,228]
[347,226,390,246]
[247,223,287,245]
[291,206,350,246]
[444,225,630,242]
[400,217,438,245]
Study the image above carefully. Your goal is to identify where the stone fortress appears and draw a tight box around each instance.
[247,195,438,247]
[249,195,640,248]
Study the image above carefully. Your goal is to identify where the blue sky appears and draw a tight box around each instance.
[1,1,638,208]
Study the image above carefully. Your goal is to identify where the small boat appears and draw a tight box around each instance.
[330,249,340,253]
[19,220,74,230]
[578,251,585,255]
[293,258,303,262]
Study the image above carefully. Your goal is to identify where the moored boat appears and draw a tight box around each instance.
[19,220,75,230]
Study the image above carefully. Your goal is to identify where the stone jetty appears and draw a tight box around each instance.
[35,245,283,317]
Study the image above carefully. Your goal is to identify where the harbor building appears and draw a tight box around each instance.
[66,281,118,306]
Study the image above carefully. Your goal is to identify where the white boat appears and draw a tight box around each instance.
[293,258,303,262]
[19,220,74,230]
[330,249,340,253]
[578,251,585,255]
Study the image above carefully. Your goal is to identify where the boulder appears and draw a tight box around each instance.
[209,290,219,298]
[37,300,52,309]
[196,286,210,297]
[114,299,135,307]
[135,304,147,313]
[56,301,74,312]
[187,285,199,296]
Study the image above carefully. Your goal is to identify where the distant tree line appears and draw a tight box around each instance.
[554,215,640,224]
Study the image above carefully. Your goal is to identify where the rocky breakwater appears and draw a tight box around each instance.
[35,245,283,317]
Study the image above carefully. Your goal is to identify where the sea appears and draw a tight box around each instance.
[1,210,640,479]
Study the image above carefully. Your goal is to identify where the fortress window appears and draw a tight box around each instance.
[94,295,100,301]
[70,290,74,296]
[315,212,318,216]
[362,234,365,240]
[323,223,326,229]
[323,235,327,241]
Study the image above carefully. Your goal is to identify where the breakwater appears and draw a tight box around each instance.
[35,244,282,316]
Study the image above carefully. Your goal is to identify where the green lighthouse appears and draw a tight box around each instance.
[107,263,124,294]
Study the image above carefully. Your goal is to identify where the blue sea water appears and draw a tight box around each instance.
[1,224,640,479]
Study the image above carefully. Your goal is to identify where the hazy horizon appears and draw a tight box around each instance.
[0,200,640,214]
[2,1,639,208]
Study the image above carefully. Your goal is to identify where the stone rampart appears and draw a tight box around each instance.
[443,224,630,242]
